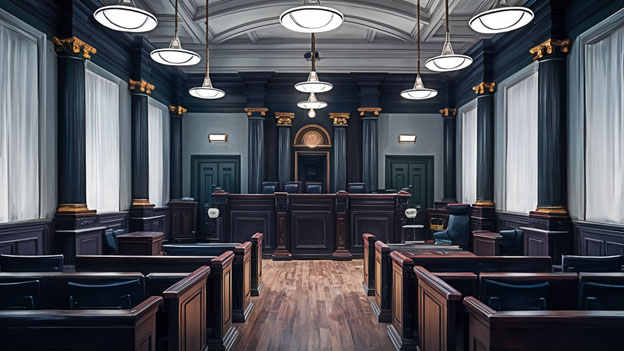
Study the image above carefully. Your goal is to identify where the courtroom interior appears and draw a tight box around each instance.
[1,0,624,350]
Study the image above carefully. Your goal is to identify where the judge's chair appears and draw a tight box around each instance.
[305,182,322,193]
[261,181,279,194]
[284,181,301,194]
[433,204,471,248]
[348,183,366,193]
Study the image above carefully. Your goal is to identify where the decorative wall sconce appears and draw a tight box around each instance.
[208,134,228,142]
[399,135,417,143]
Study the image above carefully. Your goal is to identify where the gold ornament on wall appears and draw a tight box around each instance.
[128,79,155,95]
[245,107,269,117]
[472,82,496,95]
[529,39,570,61]
[53,36,97,59]
[439,108,457,117]
[358,107,382,117]
[329,113,350,126]
[275,112,295,126]
[169,105,187,116]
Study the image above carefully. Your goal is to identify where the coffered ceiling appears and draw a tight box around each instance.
[99,0,529,73]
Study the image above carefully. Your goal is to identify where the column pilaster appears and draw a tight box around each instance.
[359,108,381,193]
[330,113,350,192]
[276,112,294,190]
[169,105,186,200]
[246,108,267,194]
[440,108,457,203]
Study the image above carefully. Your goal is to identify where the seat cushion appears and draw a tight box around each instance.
[0,280,41,310]
[480,279,549,311]
[68,279,144,309]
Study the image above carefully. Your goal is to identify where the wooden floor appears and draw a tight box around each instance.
[233,259,394,351]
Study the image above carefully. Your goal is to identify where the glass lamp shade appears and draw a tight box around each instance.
[280,2,344,33]
[189,77,225,99]
[308,109,317,118]
[151,37,201,66]
[425,37,472,72]
[469,6,534,34]
[295,71,333,93]
[94,2,158,33]
[297,92,327,109]
[401,75,438,100]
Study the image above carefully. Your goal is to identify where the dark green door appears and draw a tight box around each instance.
[386,156,434,209]
[192,155,241,237]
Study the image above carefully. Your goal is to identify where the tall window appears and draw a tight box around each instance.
[584,25,624,223]
[504,72,538,213]
[461,104,477,204]
[148,100,170,207]
[0,23,39,222]
[85,69,120,212]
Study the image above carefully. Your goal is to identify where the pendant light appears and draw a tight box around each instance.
[402,0,437,100]
[425,0,472,72]
[150,0,200,66]
[469,0,534,34]
[295,33,333,94]
[94,0,158,33]
[189,0,225,99]
[298,92,327,118]
[280,0,344,33]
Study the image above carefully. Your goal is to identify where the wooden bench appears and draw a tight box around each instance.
[0,272,161,350]
[162,241,256,322]
[0,268,210,351]
[75,253,237,351]
[387,253,552,350]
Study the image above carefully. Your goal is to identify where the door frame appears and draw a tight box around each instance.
[385,155,434,209]
[190,155,241,200]
[294,150,330,190]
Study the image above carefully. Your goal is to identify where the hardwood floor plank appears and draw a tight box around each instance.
[233,259,394,351]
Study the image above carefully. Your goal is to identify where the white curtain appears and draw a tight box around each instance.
[0,24,39,223]
[504,72,538,213]
[85,69,120,213]
[461,105,477,204]
[148,101,170,207]
[584,24,624,223]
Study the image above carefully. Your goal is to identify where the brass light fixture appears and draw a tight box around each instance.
[425,0,472,72]
[402,0,438,100]
[189,0,225,99]
[150,0,200,66]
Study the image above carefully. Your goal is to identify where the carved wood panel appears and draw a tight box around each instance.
[230,211,275,250]
[350,212,394,248]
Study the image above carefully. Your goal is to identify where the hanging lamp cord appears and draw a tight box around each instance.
[445,0,449,35]
[417,0,421,77]
[311,33,316,71]
[205,0,210,77]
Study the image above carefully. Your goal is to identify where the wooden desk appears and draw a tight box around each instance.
[473,232,502,256]
[117,232,164,256]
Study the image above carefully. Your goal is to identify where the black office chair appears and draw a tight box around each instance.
[0,280,41,310]
[348,183,366,193]
[261,181,279,194]
[284,181,302,194]
[433,204,471,248]
[305,182,322,193]
[579,281,624,310]
[68,279,144,309]
[480,279,549,311]
[561,255,623,272]
[0,254,64,272]
[499,229,524,255]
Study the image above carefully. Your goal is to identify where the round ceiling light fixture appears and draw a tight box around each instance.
[425,0,472,72]
[280,0,344,33]
[94,0,158,33]
[151,0,200,66]
[295,34,333,93]
[297,92,327,110]
[402,0,437,100]
[189,0,225,99]
[469,0,534,34]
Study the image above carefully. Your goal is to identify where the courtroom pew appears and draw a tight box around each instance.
[75,253,238,351]
[0,268,210,351]
[0,272,162,350]
[163,240,258,322]
[386,250,552,351]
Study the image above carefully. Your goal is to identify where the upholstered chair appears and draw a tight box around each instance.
[348,183,366,193]
[480,279,549,311]
[262,181,279,194]
[0,280,41,310]
[433,204,471,247]
[305,182,322,193]
[579,281,624,310]
[561,255,623,272]
[0,254,64,272]
[499,229,524,255]
[68,279,144,309]
[284,181,302,194]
